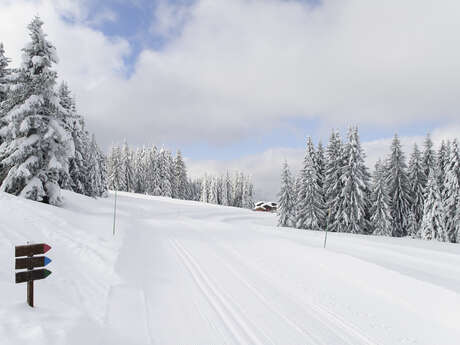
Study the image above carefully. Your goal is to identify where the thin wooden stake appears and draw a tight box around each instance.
[113,190,118,236]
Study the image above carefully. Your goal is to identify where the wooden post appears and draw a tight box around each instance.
[113,190,118,236]
[27,280,34,307]
[27,253,34,307]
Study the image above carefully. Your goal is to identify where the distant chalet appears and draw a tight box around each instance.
[254,201,278,212]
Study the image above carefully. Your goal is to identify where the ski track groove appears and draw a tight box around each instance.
[171,239,268,345]
[221,243,381,345]
[208,244,328,345]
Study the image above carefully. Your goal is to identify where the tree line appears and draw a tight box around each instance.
[199,172,254,208]
[278,127,460,243]
[107,142,255,209]
[0,17,107,205]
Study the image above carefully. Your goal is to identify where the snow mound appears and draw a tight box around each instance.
[1,190,460,345]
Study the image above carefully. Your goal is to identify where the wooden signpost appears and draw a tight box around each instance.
[15,243,52,307]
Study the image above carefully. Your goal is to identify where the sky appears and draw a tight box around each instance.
[1,0,460,200]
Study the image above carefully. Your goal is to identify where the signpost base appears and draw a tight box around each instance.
[27,280,34,307]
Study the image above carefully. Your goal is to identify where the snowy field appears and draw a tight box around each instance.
[1,191,460,345]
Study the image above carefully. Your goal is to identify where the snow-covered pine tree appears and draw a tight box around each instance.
[158,148,172,197]
[277,160,295,227]
[220,172,230,206]
[335,127,370,234]
[216,176,223,204]
[208,176,219,204]
[0,42,11,104]
[296,137,325,230]
[174,150,188,200]
[293,173,302,227]
[167,151,177,198]
[386,134,412,237]
[241,175,254,209]
[420,170,446,241]
[86,135,100,197]
[107,145,123,191]
[200,174,209,203]
[324,130,344,232]
[120,141,134,192]
[316,141,327,228]
[146,146,161,196]
[407,209,418,239]
[133,147,147,194]
[0,17,74,205]
[90,134,107,197]
[437,140,449,195]
[188,178,201,201]
[370,159,393,236]
[422,133,436,190]
[442,139,460,243]
[407,143,426,231]
[56,82,90,194]
[232,172,244,208]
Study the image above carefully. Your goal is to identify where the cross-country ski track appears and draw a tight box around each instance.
[1,191,460,345]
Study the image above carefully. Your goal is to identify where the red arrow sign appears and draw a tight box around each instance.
[15,243,52,257]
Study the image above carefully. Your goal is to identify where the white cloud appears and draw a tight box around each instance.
[2,0,460,147]
[1,0,460,198]
[95,0,460,145]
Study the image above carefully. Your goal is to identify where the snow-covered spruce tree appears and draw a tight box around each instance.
[209,176,219,204]
[220,172,230,206]
[407,209,419,239]
[56,82,88,194]
[292,172,302,226]
[242,175,254,209]
[296,137,325,230]
[0,42,11,104]
[420,170,446,241]
[422,133,436,190]
[88,134,107,197]
[0,17,73,205]
[278,160,295,227]
[386,134,412,237]
[437,140,449,195]
[324,130,344,232]
[159,149,173,197]
[316,141,327,228]
[200,174,209,202]
[107,145,123,191]
[370,160,393,236]
[146,145,161,196]
[232,172,244,207]
[407,143,426,232]
[188,178,201,201]
[174,150,188,199]
[167,151,177,198]
[216,176,223,204]
[133,147,147,194]
[0,43,12,151]
[120,141,134,192]
[442,139,460,243]
[335,127,370,234]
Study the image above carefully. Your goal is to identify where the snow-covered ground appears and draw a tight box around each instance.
[1,191,460,345]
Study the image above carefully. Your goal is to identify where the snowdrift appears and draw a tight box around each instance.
[1,190,460,345]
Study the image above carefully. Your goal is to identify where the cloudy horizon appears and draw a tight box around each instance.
[1,0,459,200]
